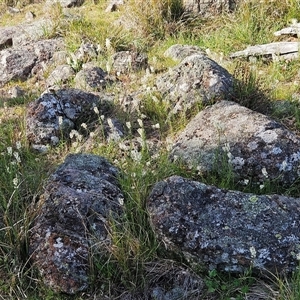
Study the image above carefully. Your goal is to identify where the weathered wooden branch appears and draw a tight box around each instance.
[274,23,300,36]
[230,42,299,61]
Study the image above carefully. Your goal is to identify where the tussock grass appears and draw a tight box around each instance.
[1,0,300,299]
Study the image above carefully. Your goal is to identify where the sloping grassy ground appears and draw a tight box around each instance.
[1,0,300,299]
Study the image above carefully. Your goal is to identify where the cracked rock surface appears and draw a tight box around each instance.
[147,175,300,275]
[171,100,300,186]
[29,154,124,294]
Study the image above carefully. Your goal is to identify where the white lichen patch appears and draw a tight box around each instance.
[250,246,256,259]
[272,147,282,155]
[247,141,258,150]
[230,157,245,169]
[257,130,278,144]
[54,237,64,248]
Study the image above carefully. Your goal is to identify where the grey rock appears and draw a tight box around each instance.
[9,86,25,98]
[74,64,113,91]
[112,51,148,74]
[25,11,36,21]
[29,154,124,294]
[183,0,237,16]
[164,44,205,62]
[0,19,54,49]
[105,0,124,12]
[26,88,110,151]
[0,48,37,84]
[156,54,233,116]
[74,42,100,62]
[52,50,69,65]
[46,64,75,87]
[170,100,300,186]
[147,175,300,275]
[47,0,84,8]
[0,38,64,86]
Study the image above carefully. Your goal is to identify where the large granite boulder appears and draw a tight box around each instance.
[46,64,75,87]
[164,44,205,62]
[112,51,148,74]
[0,38,64,86]
[156,54,233,116]
[74,64,113,91]
[29,154,124,294]
[171,100,300,186]
[147,175,300,275]
[183,0,237,16]
[26,88,111,152]
[0,19,54,50]
[46,0,84,7]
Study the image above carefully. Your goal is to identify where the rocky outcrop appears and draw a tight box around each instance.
[29,154,124,294]
[0,38,64,86]
[26,88,111,152]
[105,0,125,12]
[112,51,148,74]
[170,100,300,186]
[74,64,113,91]
[46,64,75,87]
[164,44,205,62]
[147,175,300,275]
[183,0,237,16]
[156,54,233,115]
[46,0,85,8]
[0,19,54,50]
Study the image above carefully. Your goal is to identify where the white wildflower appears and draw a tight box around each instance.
[89,132,95,138]
[81,123,88,130]
[13,151,21,163]
[69,130,77,139]
[13,177,18,188]
[130,150,142,161]
[93,106,99,115]
[126,121,131,129]
[58,115,63,126]
[222,143,230,152]
[137,128,144,137]
[152,123,160,129]
[250,246,256,259]
[261,167,268,178]
[259,184,265,190]
[107,118,114,128]
[137,118,143,128]
[118,197,124,206]
[105,38,112,50]
[16,141,21,150]
[7,147,12,156]
[100,115,105,121]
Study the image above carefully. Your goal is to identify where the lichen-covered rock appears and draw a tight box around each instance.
[156,54,233,115]
[0,38,64,86]
[147,175,300,275]
[74,64,113,91]
[46,64,75,87]
[29,154,124,294]
[105,0,125,12]
[183,0,237,16]
[164,44,205,62]
[171,100,300,186]
[0,19,54,50]
[112,51,148,74]
[26,88,110,152]
[46,0,84,7]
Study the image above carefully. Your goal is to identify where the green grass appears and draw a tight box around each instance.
[1,0,300,298]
